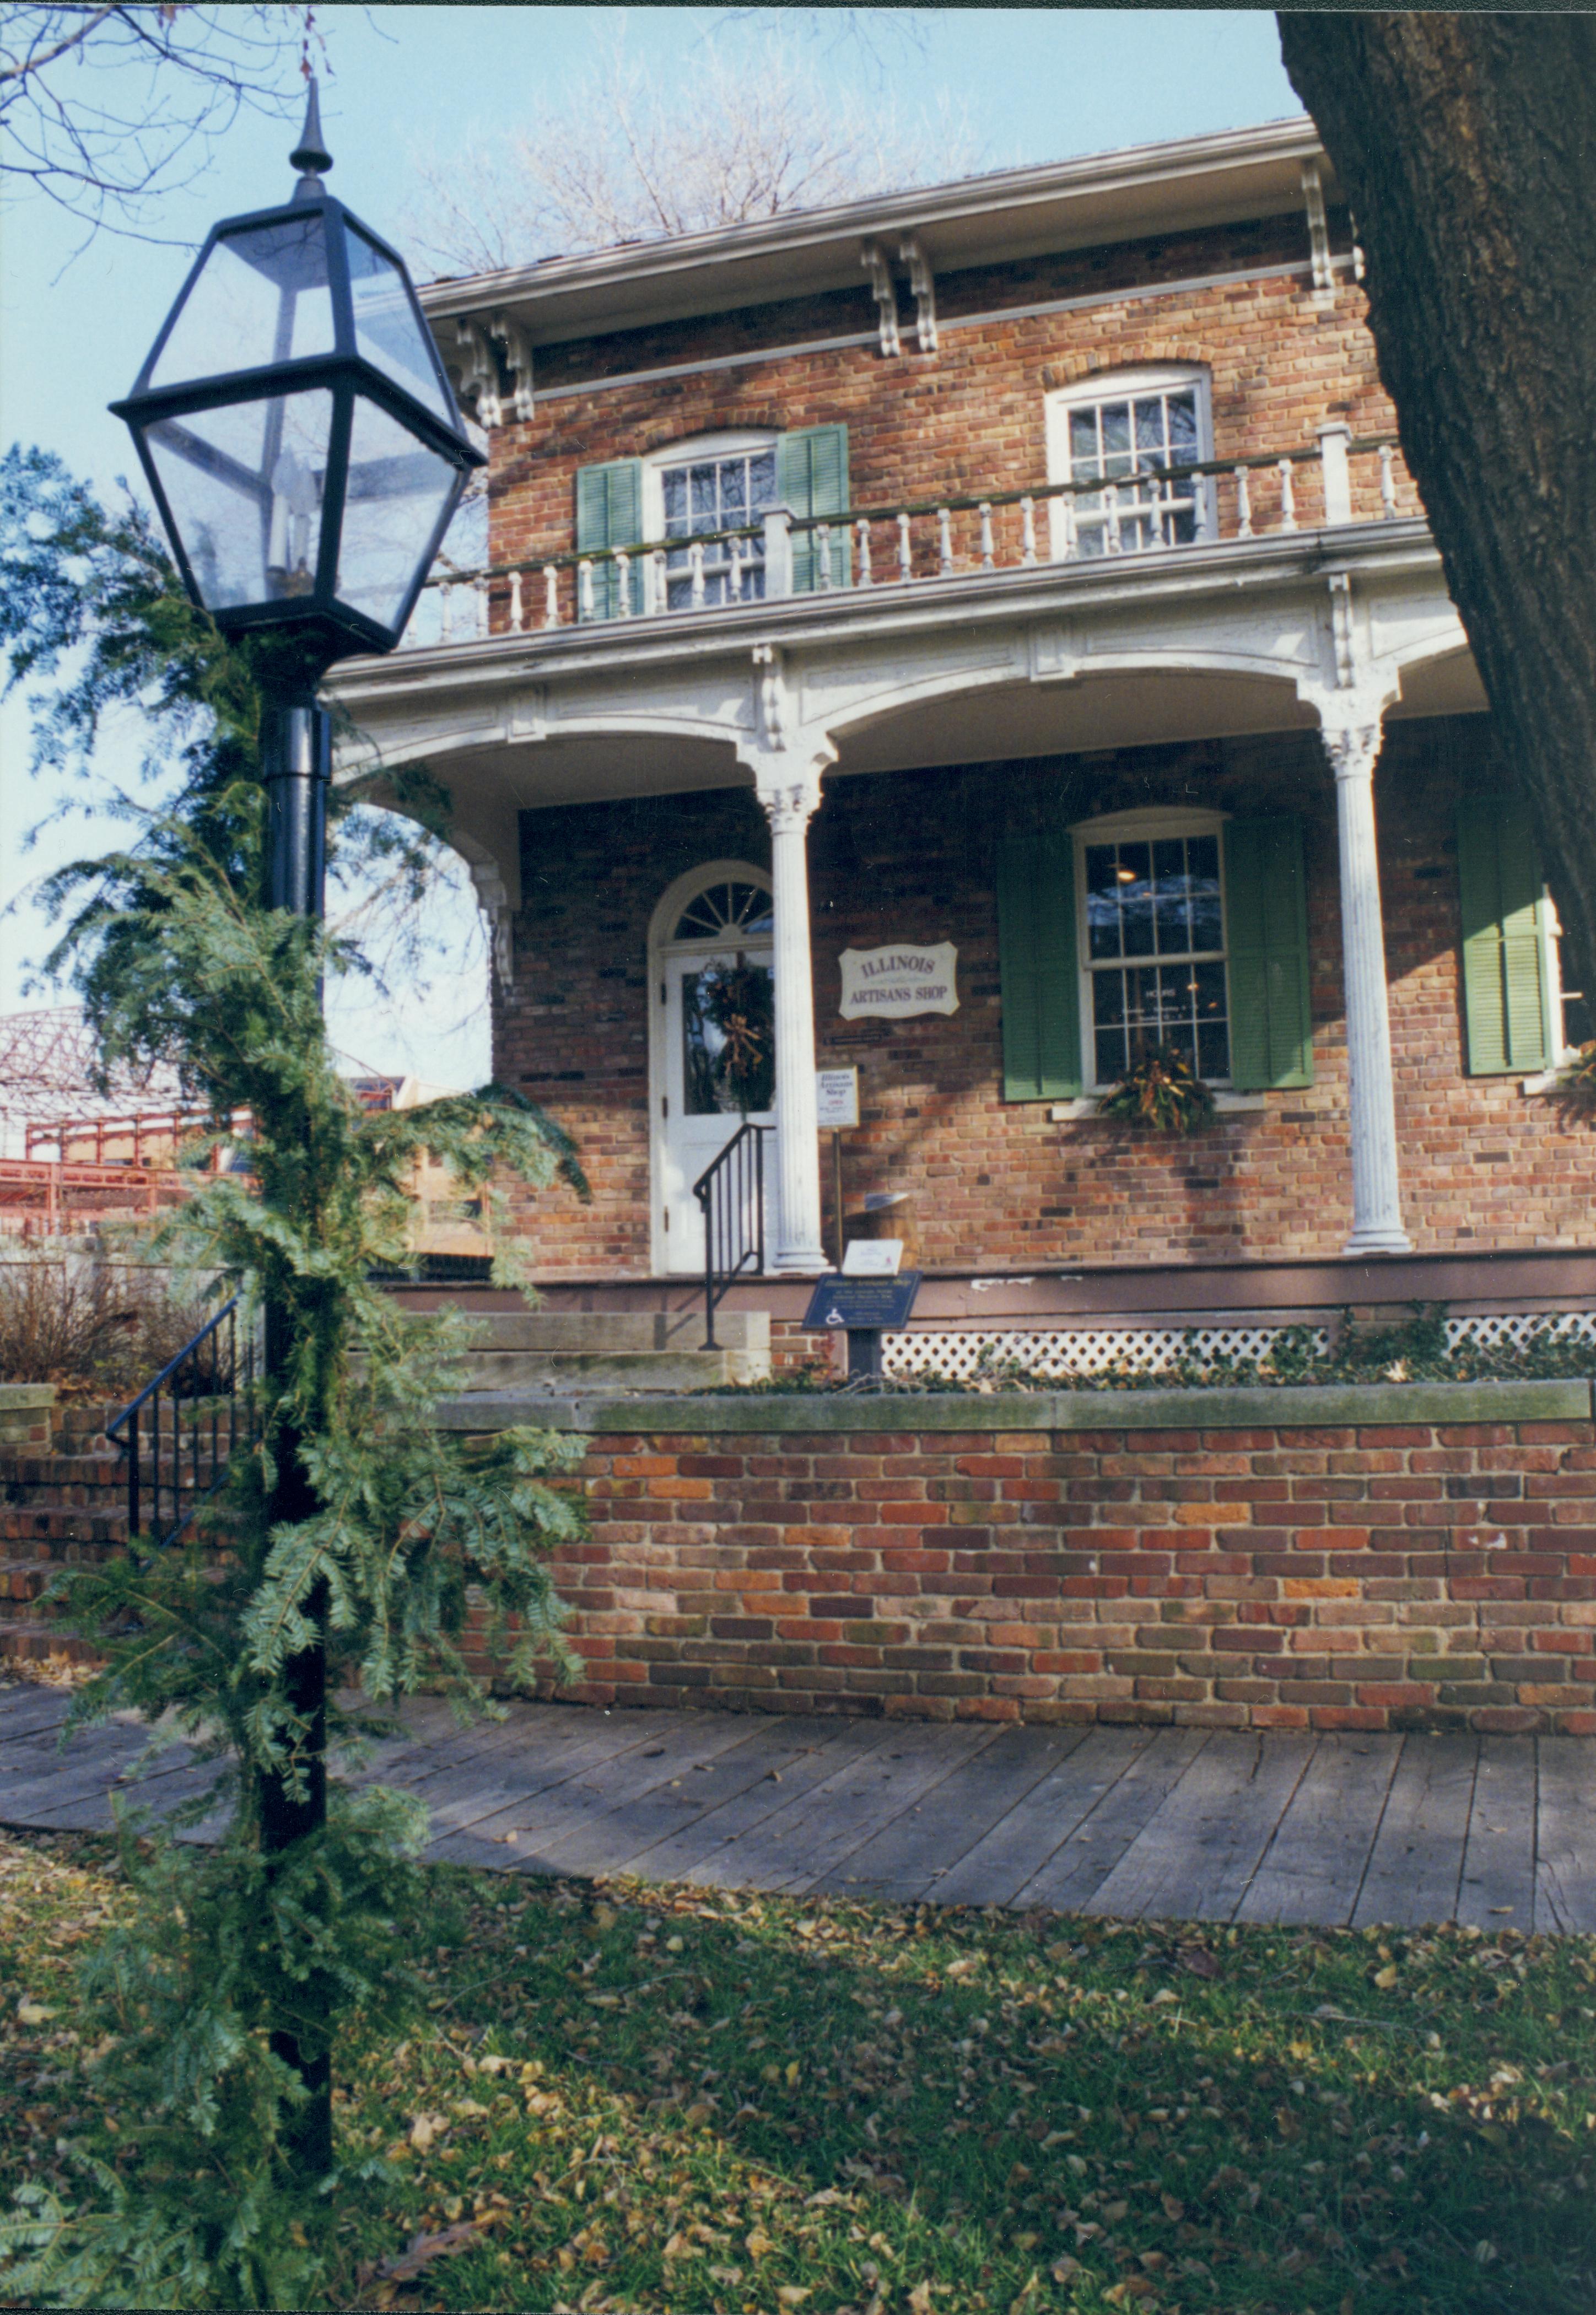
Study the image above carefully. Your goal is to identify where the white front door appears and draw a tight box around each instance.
[657,947,775,1273]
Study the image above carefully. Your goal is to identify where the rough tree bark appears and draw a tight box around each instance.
[1277,13,1596,1008]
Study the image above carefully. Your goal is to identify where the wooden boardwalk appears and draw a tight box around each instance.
[2,1681,1592,1931]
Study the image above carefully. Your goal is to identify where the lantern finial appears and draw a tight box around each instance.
[289,77,333,194]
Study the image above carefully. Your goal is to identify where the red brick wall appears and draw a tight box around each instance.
[486,216,1419,616]
[486,1413,1596,1735]
[496,711,1595,1275]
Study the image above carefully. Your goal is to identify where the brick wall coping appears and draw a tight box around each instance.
[433,1376,1593,1434]
[0,1386,55,1412]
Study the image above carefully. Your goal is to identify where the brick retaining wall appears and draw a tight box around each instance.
[458,1383,1596,1734]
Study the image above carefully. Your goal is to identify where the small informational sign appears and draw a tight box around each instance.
[838,943,958,1019]
[803,1271,923,1332]
[815,1066,860,1130]
[842,1238,902,1276]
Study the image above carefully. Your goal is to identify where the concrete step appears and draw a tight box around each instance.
[449,1344,765,1391]
[419,1309,769,1358]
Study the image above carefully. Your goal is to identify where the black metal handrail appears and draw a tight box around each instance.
[692,1123,768,1350]
[106,1296,258,1547]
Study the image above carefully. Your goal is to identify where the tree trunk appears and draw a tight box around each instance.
[1277,13,1596,1011]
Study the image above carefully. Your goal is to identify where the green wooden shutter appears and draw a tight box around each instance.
[574,458,643,619]
[996,834,1081,1100]
[1224,816,1314,1089]
[777,425,850,593]
[1457,794,1554,1073]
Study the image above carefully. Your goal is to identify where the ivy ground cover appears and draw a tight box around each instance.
[2,1828,1593,2314]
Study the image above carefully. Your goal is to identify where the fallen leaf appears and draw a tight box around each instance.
[1373,1964,1399,1990]
[777,2291,811,2308]
[371,2222,482,2283]
[1177,1946,1221,1979]
[408,2112,447,2152]
[15,2002,54,2026]
[909,2285,935,2315]
[1051,2255,1082,2283]
[1161,2193,1185,2222]
[746,2227,775,2259]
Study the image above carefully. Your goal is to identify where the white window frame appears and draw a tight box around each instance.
[641,430,779,613]
[1072,805,1233,1091]
[1044,366,1215,562]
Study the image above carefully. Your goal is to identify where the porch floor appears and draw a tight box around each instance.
[3,1682,1592,1929]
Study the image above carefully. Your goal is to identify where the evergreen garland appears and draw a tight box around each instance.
[0,449,591,2305]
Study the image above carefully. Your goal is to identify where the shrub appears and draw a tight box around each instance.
[0,1253,211,1400]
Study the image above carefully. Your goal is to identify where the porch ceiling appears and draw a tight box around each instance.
[374,654,1485,823]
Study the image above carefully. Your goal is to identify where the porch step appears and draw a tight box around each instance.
[423,1307,770,1392]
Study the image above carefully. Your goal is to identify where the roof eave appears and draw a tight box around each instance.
[419,115,1332,348]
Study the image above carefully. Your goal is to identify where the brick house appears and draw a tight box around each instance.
[331,117,1594,1369]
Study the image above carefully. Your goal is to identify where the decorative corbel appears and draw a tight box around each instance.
[1301,161,1336,303]
[752,641,789,752]
[898,235,938,354]
[454,315,502,428]
[860,242,900,357]
[466,856,515,994]
[1328,571,1358,690]
[489,311,535,422]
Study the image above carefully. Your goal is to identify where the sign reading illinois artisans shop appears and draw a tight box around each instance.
[838,942,958,1020]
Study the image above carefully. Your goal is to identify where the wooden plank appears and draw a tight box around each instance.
[1352,1735,1478,1929]
[746,1720,1002,1895]
[1085,1733,1318,1923]
[930,1726,1161,1908]
[426,1712,763,1868]
[1014,1729,1211,1914]
[0,1686,74,1742]
[519,1717,832,1881]
[1236,1735,1401,1927]
[0,1734,204,1827]
[812,1725,1087,1902]
[624,1719,889,1889]
[1534,1739,1596,1934]
[1455,1735,1538,1930]
[344,1700,567,1790]
[25,1756,226,1834]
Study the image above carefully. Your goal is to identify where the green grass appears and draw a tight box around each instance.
[3,1827,1594,2313]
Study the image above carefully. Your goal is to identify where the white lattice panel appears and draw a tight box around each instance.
[882,1324,1329,1381]
[882,1309,1596,1382]
[1446,1312,1596,1351]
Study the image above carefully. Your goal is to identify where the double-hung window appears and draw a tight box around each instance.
[995,806,1314,1103]
[655,437,777,608]
[1045,367,1212,559]
[1082,818,1230,1083]
[574,425,849,619]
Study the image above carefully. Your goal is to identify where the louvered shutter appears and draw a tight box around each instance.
[574,458,643,619]
[1457,795,1554,1073]
[777,425,850,593]
[1224,816,1314,1089]
[996,834,1081,1100]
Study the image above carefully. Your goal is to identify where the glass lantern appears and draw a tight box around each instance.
[111,96,484,665]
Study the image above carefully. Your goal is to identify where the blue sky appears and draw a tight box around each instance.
[1,6,1298,1083]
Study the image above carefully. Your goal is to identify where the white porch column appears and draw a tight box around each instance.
[1323,717,1411,1255]
[751,749,831,1273]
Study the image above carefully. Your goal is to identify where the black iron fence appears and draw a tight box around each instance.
[106,1296,258,1547]
[693,1123,767,1350]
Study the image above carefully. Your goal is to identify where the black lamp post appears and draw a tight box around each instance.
[111,82,485,2177]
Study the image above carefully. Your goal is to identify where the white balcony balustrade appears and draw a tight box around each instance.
[400,431,1411,649]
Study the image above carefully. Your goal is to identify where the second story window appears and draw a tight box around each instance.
[575,426,848,620]
[656,439,778,607]
[1045,367,1212,558]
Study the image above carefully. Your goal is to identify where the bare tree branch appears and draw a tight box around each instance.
[0,3,320,240]
[403,17,983,280]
